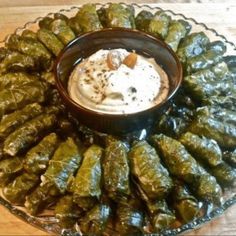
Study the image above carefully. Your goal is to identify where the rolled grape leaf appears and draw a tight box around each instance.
[6,34,52,70]
[179,132,223,167]
[0,72,38,90]
[183,62,230,102]
[3,113,56,156]
[195,174,222,204]
[68,17,81,34]
[0,103,43,139]
[0,157,23,187]
[136,183,176,233]
[135,10,153,32]
[151,134,222,203]
[185,40,226,74]
[210,162,236,187]
[0,51,37,75]
[177,32,209,63]
[196,106,236,126]
[49,19,75,45]
[73,144,103,210]
[103,3,135,28]
[165,20,191,52]
[147,200,176,232]
[0,81,48,118]
[148,11,171,39]
[79,203,111,234]
[24,133,59,174]
[170,180,200,223]
[37,28,64,56]
[128,140,172,200]
[151,134,201,184]
[39,17,54,29]
[115,201,144,235]
[42,137,82,194]
[25,181,59,215]
[55,195,81,229]
[75,4,102,32]
[3,172,39,204]
[189,115,236,148]
[103,137,130,201]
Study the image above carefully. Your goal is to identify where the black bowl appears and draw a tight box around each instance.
[54,28,183,135]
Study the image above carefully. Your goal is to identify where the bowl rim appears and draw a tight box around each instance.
[54,27,183,118]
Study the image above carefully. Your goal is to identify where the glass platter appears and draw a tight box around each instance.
[0,3,236,236]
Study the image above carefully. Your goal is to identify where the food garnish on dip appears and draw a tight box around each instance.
[68,49,169,114]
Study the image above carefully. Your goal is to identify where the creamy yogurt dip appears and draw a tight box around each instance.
[68,49,169,114]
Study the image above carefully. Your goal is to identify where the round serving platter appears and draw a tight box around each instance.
[0,3,236,236]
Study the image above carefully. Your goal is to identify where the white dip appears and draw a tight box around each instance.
[68,49,169,114]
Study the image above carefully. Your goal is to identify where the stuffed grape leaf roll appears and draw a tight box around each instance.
[79,203,111,234]
[3,113,56,156]
[25,181,58,215]
[0,80,48,118]
[165,20,191,52]
[185,40,226,74]
[115,200,144,235]
[148,11,171,39]
[6,34,52,70]
[151,134,201,184]
[0,103,43,139]
[75,4,102,32]
[210,162,236,187]
[39,17,53,29]
[128,140,173,200]
[103,137,130,201]
[177,32,209,63]
[189,115,236,148]
[37,28,64,56]
[0,157,23,187]
[136,183,176,233]
[73,144,103,210]
[179,132,223,167]
[102,3,135,28]
[41,137,82,194]
[151,134,222,204]
[195,174,222,204]
[24,133,59,174]
[146,199,176,232]
[3,172,39,204]
[0,72,38,90]
[49,19,75,45]
[0,51,37,75]
[55,195,82,229]
[135,10,153,32]
[170,180,200,223]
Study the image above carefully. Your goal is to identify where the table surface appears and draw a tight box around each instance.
[0,1,236,235]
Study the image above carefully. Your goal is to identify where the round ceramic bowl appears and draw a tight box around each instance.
[54,28,183,134]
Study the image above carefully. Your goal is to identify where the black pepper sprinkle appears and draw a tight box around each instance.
[130,87,137,93]
[102,69,107,73]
